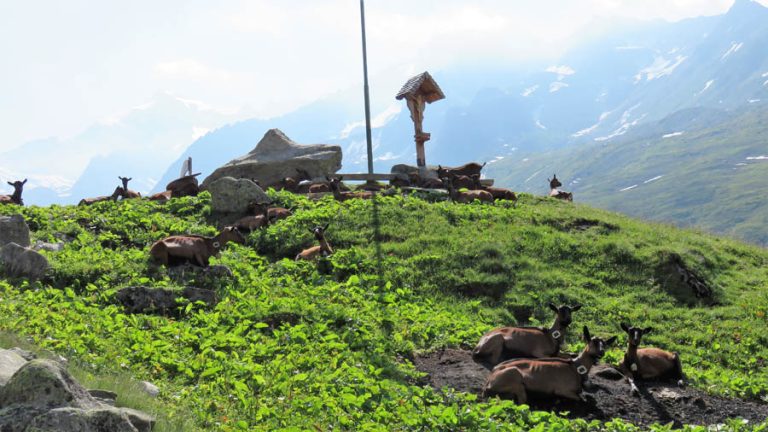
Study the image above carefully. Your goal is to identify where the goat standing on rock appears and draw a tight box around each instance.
[0,179,26,206]
[149,226,245,267]
[617,323,685,396]
[483,326,616,403]
[473,304,581,367]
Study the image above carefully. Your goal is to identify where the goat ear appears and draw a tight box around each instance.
[643,327,653,335]
[606,336,617,346]
[620,322,630,333]
[323,222,330,231]
[22,179,27,184]
[548,303,558,313]
[7,182,13,186]
[308,227,315,233]
[583,326,591,341]
[338,175,343,181]
[571,304,582,311]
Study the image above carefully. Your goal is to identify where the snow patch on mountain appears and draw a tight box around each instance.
[634,55,687,82]
[535,120,547,130]
[663,131,685,138]
[620,184,638,192]
[762,71,768,78]
[746,155,768,160]
[595,105,644,142]
[644,175,664,184]
[721,42,744,60]
[572,111,613,137]
[339,104,402,139]
[521,85,539,97]
[748,99,761,103]
[697,80,715,95]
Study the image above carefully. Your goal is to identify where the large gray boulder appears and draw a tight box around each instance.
[0,214,31,248]
[208,177,270,214]
[115,286,218,315]
[201,129,342,188]
[0,349,29,386]
[0,242,49,281]
[0,359,155,432]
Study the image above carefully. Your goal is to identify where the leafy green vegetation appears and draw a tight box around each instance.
[1,191,767,431]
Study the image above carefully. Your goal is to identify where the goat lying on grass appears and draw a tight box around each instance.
[548,174,573,201]
[118,176,141,199]
[473,303,581,367]
[79,186,124,206]
[149,226,245,267]
[295,223,333,261]
[0,179,26,206]
[483,326,616,403]
[617,323,685,395]
[328,177,373,201]
[234,204,270,232]
[443,177,493,204]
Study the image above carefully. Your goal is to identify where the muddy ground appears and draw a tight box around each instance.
[413,349,768,428]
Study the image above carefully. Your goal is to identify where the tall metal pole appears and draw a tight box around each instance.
[360,0,374,175]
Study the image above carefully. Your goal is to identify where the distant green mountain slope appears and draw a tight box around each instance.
[487,106,768,246]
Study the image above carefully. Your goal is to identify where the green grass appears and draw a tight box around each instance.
[487,106,768,247]
[0,191,767,431]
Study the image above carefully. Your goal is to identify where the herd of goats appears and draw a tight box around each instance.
[0,165,690,404]
[474,304,685,403]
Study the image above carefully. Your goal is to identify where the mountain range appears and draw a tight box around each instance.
[2,0,766,243]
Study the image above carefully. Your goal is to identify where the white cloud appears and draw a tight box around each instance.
[546,65,576,80]
[154,59,233,82]
[550,81,569,93]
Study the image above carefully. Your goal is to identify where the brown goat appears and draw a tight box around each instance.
[0,179,27,206]
[443,177,493,204]
[269,176,299,192]
[617,323,685,395]
[390,176,411,188]
[295,223,333,261]
[436,162,486,179]
[328,177,373,201]
[118,176,142,199]
[148,190,172,203]
[548,174,573,201]
[79,186,124,206]
[408,173,444,189]
[483,326,617,403]
[234,204,270,232]
[473,304,581,367]
[470,175,518,204]
[149,226,246,267]
[308,182,331,193]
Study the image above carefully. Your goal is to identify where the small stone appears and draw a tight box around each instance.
[88,389,118,405]
[653,388,683,400]
[34,241,65,252]
[140,381,159,398]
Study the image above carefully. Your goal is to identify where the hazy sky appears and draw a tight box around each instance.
[0,0,753,152]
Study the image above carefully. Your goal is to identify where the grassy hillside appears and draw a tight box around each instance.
[486,106,768,246]
[0,192,767,431]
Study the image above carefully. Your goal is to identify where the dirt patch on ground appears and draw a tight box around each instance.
[414,349,768,428]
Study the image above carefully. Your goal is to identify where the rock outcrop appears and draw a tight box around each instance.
[0,242,50,281]
[201,129,342,188]
[115,286,218,315]
[208,177,271,215]
[0,214,31,248]
[0,358,155,432]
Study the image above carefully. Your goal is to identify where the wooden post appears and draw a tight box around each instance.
[396,72,445,168]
